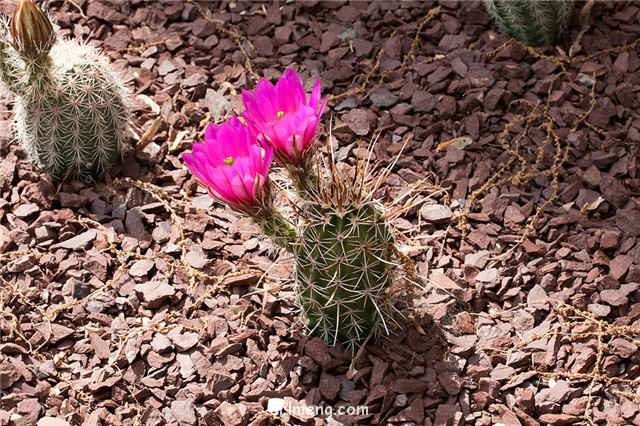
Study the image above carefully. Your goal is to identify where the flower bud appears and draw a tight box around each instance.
[10,0,55,59]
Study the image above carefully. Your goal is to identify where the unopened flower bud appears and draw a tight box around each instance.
[10,0,55,59]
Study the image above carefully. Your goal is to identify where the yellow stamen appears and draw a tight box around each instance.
[277,111,285,119]
[224,157,234,166]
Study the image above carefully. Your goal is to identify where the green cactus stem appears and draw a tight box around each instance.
[294,202,396,347]
[287,154,321,199]
[484,0,575,46]
[253,205,296,251]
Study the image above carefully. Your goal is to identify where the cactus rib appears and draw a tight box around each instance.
[484,0,574,46]
[295,202,396,347]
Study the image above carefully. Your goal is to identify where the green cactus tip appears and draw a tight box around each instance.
[484,0,575,46]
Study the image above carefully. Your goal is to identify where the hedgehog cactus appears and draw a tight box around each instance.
[184,68,407,348]
[484,0,575,46]
[295,202,395,346]
[0,0,129,181]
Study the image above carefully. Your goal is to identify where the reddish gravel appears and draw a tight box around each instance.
[1,1,640,425]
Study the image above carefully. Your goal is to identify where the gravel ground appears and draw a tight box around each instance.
[1,1,640,425]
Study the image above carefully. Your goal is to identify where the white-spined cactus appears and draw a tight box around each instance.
[484,0,575,46]
[0,0,130,181]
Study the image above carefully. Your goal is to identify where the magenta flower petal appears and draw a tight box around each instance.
[182,116,273,211]
[278,68,305,113]
[309,79,322,110]
[302,117,317,144]
[317,98,328,121]
[243,68,326,167]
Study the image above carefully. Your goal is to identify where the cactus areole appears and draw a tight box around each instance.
[484,0,574,46]
[295,203,395,347]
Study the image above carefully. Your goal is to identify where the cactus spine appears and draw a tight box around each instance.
[484,0,574,46]
[0,1,129,181]
[295,201,396,347]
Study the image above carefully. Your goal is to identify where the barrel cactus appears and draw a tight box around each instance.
[295,202,396,346]
[0,0,130,181]
[484,0,575,46]
[184,68,405,348]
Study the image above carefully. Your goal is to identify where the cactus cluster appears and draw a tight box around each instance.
[484,0,575,46]
[184,69,406,348]
[0,0,129,181]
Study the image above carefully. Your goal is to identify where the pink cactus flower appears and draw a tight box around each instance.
[242,68,327,166]
[183,116,274,212]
